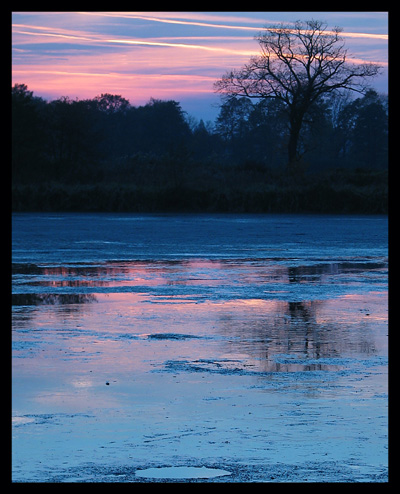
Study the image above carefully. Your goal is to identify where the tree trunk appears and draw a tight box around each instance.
[287,107,304,175]
[287,118,302,174]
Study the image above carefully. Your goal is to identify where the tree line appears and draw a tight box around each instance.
[12,83,387,213]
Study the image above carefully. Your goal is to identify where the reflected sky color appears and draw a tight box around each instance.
[12,11,388,120]
[12,258,388,302]
[12,275,388,420]
[12,214,388,481]
[13,259,388,376]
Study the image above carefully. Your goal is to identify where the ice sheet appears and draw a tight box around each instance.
[12,213,388,482]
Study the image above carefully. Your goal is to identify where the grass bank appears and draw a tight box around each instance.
[12,173,387,214]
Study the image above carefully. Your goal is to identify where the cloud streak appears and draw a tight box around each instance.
[76,11,388,40]
[12,12,388,119]
[12,22,256,55]
[104,37,255,55]
[12,21,386,59]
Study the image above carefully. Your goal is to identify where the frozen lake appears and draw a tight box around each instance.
[12,213,388,482]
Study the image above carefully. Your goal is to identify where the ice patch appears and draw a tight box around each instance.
[147,333,202,341]
[134,466,232,479]
[12,416,35,426]
[161,358,249,375]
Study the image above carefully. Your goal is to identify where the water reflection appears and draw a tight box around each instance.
[216,294,387,374]
[12,259,387,376]
[12,258,387,291]
[12,293,97,306]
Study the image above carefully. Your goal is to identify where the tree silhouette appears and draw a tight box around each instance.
[215,19,381,173]
[12,82,387,214]
[92,93,130,114]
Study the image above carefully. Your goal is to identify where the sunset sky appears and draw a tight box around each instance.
[12,11,388,121]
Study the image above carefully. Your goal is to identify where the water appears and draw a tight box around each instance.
[12,213,387,263]
[12,213,388,482]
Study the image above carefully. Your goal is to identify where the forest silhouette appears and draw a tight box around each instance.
[12,83,387,213]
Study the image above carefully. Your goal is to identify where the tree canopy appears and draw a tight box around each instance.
[215,20,381,172]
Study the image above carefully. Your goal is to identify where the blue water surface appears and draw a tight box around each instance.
[12,213,388,264]
[12,213,388,303]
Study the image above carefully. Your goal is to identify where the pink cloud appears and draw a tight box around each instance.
[12,12,388,114]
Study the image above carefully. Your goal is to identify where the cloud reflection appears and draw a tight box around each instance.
[12,259,387,377]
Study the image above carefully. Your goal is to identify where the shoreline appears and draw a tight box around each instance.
[12,180,388,215]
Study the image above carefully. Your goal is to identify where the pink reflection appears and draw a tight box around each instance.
[33,260,239,289]
[13,259,388,403]
[13,282,388,416]
[32,260,290,289]
[13,288,388,362]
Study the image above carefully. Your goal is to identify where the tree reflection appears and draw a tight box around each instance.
[217,296,379,373]
[12,293,98,326]
[12,259,386,371]
[12,293,97,306]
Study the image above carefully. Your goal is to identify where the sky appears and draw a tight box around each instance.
[12,11,388,121]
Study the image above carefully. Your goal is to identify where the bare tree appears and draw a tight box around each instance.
[214,19,381,173]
